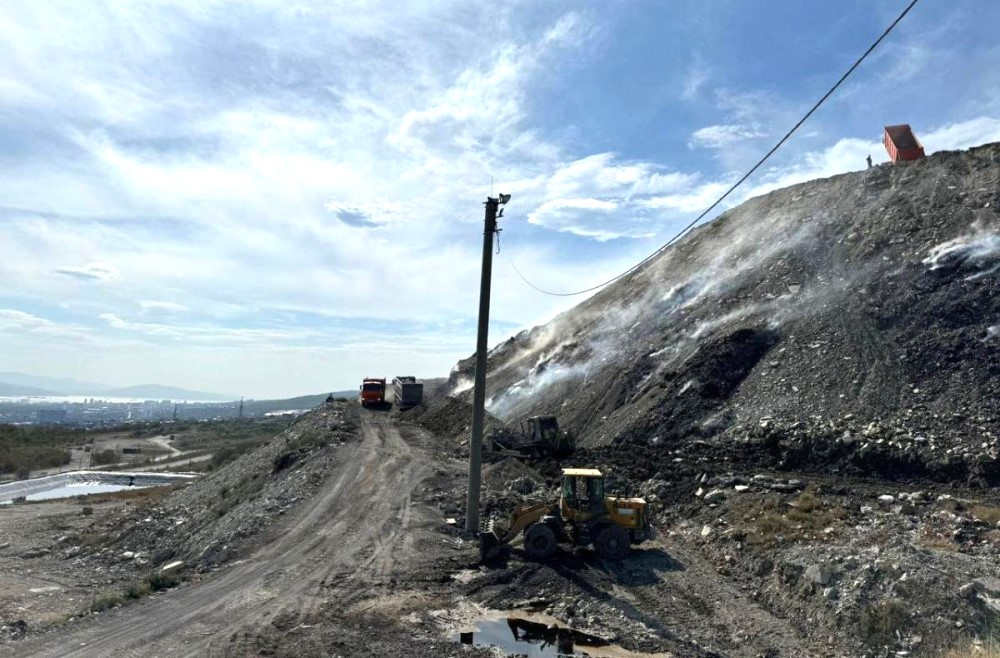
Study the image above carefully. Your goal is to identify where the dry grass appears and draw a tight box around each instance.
[942,639,1000,657]
[918,531,959,553]
[748,490,848,546]
[970,504,1000,526]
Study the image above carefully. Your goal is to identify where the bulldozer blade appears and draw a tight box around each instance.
[479,530,502,562]
[478,517,503,562]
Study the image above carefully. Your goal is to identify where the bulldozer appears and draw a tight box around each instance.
[480,468,654,562]
[487,415,575,459]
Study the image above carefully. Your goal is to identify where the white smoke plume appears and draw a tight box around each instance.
[483,209,827,419]
[923,230,1000,279]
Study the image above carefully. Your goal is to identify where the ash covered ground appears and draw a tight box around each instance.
[426,143,1000,656]
[450,143,1000,470]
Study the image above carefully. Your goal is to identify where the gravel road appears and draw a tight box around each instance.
[3,409,444,658]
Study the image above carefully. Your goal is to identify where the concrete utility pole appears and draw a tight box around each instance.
[465,193,510,533]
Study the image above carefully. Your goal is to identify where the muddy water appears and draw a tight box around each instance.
[453,614,669,657]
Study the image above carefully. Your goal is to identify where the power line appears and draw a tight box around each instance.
[510,0,921,297]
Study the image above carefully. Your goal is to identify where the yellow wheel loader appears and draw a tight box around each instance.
[479,468,655,562]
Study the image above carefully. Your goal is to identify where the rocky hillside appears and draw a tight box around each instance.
[451,142,1000,464]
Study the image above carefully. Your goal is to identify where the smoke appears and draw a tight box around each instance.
[486,360,589,417]
[923,231,1000,279]
[450,376,473,395]
[479,211,830,421]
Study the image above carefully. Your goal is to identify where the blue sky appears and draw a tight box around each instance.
[1,0,999,398]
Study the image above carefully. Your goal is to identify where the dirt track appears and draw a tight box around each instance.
[3,410,450,658]
[12,405,980,656]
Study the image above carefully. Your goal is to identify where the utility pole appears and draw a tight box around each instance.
[465,193,510,533]
[238,397,244,421]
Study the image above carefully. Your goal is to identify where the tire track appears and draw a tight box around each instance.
[6,409,437,658]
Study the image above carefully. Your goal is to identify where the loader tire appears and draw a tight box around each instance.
[523,524,557,560]
[594,525,630,560]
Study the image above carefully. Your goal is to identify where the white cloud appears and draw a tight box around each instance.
[921,117,1000,153]
[688,124,765,149]
[0,0,998,396]
[138,301,190,314]
[52,262,119,281]
[681,60,709,101]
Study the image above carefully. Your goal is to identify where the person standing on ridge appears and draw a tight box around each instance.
[866,154,873,168]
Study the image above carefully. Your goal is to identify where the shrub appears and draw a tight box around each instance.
[145,571,179,592]
[90,589,122,612]
[125,580,152,599]
[91,449,118,465]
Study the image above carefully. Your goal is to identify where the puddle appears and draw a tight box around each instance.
[453,614,666,657]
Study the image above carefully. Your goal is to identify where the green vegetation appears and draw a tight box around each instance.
[171,418,290,451]
[0,416,289,479]
[145,570,180,592]
[90,588,123,612]
[0,424,77,478]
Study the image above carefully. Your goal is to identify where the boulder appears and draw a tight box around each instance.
[805,563,833,586]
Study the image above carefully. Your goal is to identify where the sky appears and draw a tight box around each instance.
[1,0,999,399]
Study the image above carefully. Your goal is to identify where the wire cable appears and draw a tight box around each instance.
[510,0,921,297]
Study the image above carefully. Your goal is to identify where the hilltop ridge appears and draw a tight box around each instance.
[450,142,1000,463]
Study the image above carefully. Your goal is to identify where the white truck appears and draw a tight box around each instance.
[392,376,423,409]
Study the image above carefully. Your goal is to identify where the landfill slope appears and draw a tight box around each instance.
[450,142,1000,465]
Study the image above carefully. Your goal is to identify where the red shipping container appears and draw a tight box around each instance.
[883,124,925,162]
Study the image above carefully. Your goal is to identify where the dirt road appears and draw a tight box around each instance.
[3,410,443,658]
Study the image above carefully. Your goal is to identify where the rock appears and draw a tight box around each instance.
[734,485,750,493]
[695,487,705,498]
[64,546,80,558]
[122,551,136,559]
[703,489,726,503]
[511,477,536,495]
[805,563,833,586]
[20,548,50,559]
[973,577,1000,598]
[0,542,10,551]
[160,560,184,573]
[878,494,896,505]
[701,525,714,538]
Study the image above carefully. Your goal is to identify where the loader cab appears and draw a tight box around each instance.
[561,468,607,519]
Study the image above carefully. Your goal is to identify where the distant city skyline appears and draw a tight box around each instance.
[2,1,999,397]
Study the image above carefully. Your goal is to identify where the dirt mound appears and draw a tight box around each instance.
[77,401,359,573]
[468,142,1000,460]
[408,394,503,443]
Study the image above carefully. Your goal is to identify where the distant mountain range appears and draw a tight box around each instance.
[0,372,233,401]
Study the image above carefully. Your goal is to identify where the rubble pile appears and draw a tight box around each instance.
[448,143,1000,461]
[74,402,358,576]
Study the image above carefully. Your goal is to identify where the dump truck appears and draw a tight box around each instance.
[392,376,423,409]
[488,415,575,459]
[359,377,386,407]
[883,124,925,162]
[480,467,654,562]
